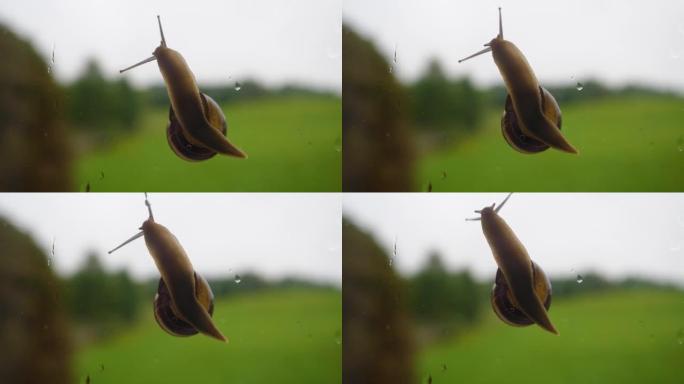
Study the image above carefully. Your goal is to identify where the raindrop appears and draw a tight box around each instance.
[85,182,91,192]
[100,364,104,372]
[85,374,91,384]
[427,374,433,384]
[49,238,55,267]
[678,146,683,152]
[576,274,584,284]
[576,82,584,91]
[234,81,242,91]
[334,329,342,345]
[234,274,242,284]
[334,135,342,153]
[393,45,397,64]
[389,65,394,74]
[427,182,433,192]
[99,171,105,180]
[441,171,447,180]
[48,44,55,74]
[441,364,447,371]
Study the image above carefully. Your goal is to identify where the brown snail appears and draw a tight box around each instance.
[459,8,578,155]
[467,193,558,334]
[120,16,247,161]
[108,194,227,342]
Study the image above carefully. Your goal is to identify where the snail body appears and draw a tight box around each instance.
[109,195,227,342]
[120,16,246,161]
[468,193,558,335]
[459,8,578,155]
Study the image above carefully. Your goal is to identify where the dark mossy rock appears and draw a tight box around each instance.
[0,24,72,191]
[0,217,73,383]
[343,219,415,384]
[342,26,415,191]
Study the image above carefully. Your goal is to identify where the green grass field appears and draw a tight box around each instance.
[419,290,684,384]
[77,96,341,191]
[76,289,341,384]
[420,97,684,191]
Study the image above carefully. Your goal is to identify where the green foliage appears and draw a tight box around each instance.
[65,59,141,133]
[409,59,482,134]
[420,96,684,191]
[76,290,341,384]
[409,252,481,325]
[420,290,684,384]
[65,252,140,327]
[76,96,341,191]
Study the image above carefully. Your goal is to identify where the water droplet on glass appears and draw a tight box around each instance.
[99,171,105,180]
[678,146,683,152]
[441,170,447,180]
[427,374,433,384]
[85,182,91,192]
[576,274,584,284]
[234,81,241,91]
[442,364,447,371]
[427,182,433,192]
[48,44,55,74]
[393,45,397,64]
[100,364,104,372]
[234,274,242,284]
[85,374,91,384]
[389,65,394,74]
[576,82,584,91]
[334,135,342,153]
[334,330,342,345]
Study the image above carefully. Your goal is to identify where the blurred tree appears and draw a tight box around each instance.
[65,58,141,134]
[409,58,482,136]
[0,23,73,191]
[343,219,415,384]
[342,26,415,191]
[0,217,72,384]
[65,252,140,335]
[409,251,481,327]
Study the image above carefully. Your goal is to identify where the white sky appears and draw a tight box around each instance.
[344,193,684,287]
[0,0,341,92]
[344,0,684,93]
[0,193,342,285]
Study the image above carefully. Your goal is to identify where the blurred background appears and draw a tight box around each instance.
[0,193,341,383]
[343,0,684,191]
[343,193,684,383]
[0,0,341,191]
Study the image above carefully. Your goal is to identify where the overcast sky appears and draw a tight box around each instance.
[344,0,684,93]
[0,0,341,91]
[344,193,684,287]
[0,193,341,285]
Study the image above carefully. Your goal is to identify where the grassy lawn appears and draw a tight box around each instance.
[420,97,684,191]
[77,96,341,191]
[76,289,341,384]
[419,290,684,384]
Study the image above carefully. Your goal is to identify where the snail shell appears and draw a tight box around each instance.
[501,87,562,154]
[154,271,215,336]
[166,93,228,161]
[491,261,552,327]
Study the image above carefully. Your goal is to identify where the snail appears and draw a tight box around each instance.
[467,193,558,334]
[108,194,227,342]
[459,8,578,155]
[120,16,247,161]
